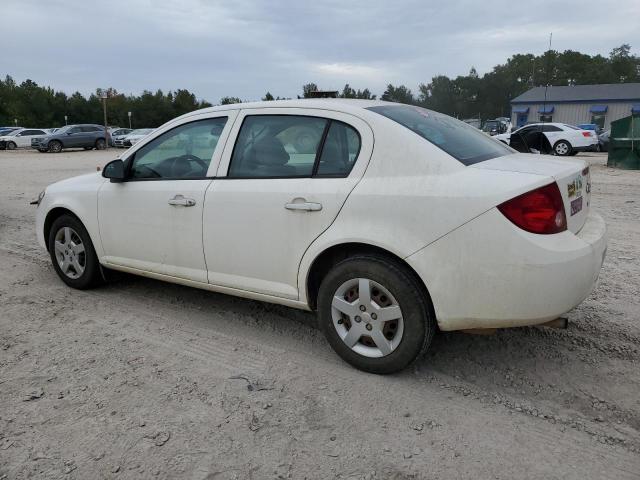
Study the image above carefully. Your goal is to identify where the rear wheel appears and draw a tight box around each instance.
[84,146,93,151]
[6,141,16,150]
[553,140,572,156]
[48,214,101,289]
[317,255,435,374]
[95,138,106,150]
[48,140,62,153]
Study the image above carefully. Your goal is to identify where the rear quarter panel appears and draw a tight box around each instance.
[297,119,554,304]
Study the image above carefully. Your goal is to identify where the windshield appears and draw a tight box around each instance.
[367,105,513,165]
[53,126,71,134]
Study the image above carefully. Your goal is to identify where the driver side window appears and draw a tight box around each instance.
[130,117,228,179]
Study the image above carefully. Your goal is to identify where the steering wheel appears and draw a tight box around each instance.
[166,154,208,177]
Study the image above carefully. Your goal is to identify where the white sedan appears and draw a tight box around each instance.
[34,100,607,373]
[495,123,599,156]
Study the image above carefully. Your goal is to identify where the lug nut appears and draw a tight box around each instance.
[366,324,372,331]
[371,313,377,320]
[337,319,343,325]
[354,316,361,323]
[359,305,366,312]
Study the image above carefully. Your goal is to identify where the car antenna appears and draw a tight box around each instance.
[540,32,553,154]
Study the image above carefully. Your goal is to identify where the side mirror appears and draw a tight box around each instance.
[66,131,73,135]
[102,159,126,182]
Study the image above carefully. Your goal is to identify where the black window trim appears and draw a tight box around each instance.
[121,116,229,182]
[224,113,362,180]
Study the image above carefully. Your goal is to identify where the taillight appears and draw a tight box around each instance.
[582,131,592,137]
[498,183,567,234]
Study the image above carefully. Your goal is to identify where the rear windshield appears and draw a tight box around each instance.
[367,105,513,165]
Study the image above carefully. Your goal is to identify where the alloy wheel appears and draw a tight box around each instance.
[331,278,404,358]
[53,226,86,279]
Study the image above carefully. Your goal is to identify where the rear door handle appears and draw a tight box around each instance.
[168,194,196,207]
[285,201,322,212]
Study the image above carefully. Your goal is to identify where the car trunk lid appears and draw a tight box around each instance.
[471,154,591,234]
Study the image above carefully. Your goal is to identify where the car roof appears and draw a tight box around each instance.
[178,98,395,120]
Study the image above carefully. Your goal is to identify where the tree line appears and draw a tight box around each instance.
[1,44,638,128]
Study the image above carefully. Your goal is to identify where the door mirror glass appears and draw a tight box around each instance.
[102,159,126,182]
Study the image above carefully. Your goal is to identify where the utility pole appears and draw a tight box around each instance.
[64,115,68,126]
[128,111,132,129]
[101,90,109,149]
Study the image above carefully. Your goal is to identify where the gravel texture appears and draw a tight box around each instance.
[0,149,639,479]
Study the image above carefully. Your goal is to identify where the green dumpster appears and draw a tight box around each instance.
[607,113,640,169]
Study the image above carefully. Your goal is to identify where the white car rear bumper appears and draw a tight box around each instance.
[406,208,607,331]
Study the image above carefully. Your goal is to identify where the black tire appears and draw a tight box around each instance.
[553,140,572,156]
[48,140,62,153]
[95,138,106,150]
[317,255,435,374]
[48,214,102,289]
[6,141,16,150]
[37,149,47,153]
[569,151,579,156]
[84,146,93,151]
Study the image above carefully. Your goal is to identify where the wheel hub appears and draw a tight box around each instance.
[331,278,404,358]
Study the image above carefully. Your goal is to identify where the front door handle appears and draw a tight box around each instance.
[168,194,196,207]
[285,200,322,211]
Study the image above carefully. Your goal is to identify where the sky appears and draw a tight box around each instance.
[3,0,640,103]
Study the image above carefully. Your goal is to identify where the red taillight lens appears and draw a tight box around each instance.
[582,131,591,137]
[498,183,567,234]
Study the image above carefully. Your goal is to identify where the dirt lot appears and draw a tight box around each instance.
[0,148,639,479]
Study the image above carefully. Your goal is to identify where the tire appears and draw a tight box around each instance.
[37,149,47,153]
[6,141,16,150]
[84,147,93,151]
[553,140,572,156]
[317,255,435,374]
[48,214,102,289]
[569,151,578,156]
[95,138,106,150]
[48,140,62,153]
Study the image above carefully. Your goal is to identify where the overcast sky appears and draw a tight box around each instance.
[3,0,639,102]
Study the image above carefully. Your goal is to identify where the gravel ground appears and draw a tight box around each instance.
[0,149,639,480]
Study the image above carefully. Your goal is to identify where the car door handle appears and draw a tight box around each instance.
[284,201,322,211]
[168,195,196,207]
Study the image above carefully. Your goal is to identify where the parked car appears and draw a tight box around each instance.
[482,119,508,136]
[0,128,51,150]
[598,130,610,152]
[31,124,109,153]
[34,100,606,373]
[577,123,603,136]
[122,128,154,147]
[0,126,22,136]
[494,123,599,156]
[110,128,133,147]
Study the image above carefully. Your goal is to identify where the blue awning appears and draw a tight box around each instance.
[589,105,608,113]
[512,106,529,113]
[632,104,640,114]
[538,105,554,114]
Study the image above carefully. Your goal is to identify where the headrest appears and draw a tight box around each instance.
[251,136,290,166]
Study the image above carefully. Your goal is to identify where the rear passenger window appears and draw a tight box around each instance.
[316,121,360,176]
[228,115,327,178]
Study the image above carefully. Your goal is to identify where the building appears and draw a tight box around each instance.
[510,83,640,130]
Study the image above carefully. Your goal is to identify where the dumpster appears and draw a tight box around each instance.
[607,113,640,169]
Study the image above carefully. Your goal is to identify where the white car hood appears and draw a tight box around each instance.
[47,171,106,192]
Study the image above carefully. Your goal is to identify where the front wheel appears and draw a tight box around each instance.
[553,140,572,156]
[317,255,435,374]
[48,140,62,153]
[95,138,106,150]
[6,141,16,150]
[48,214,102,289]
